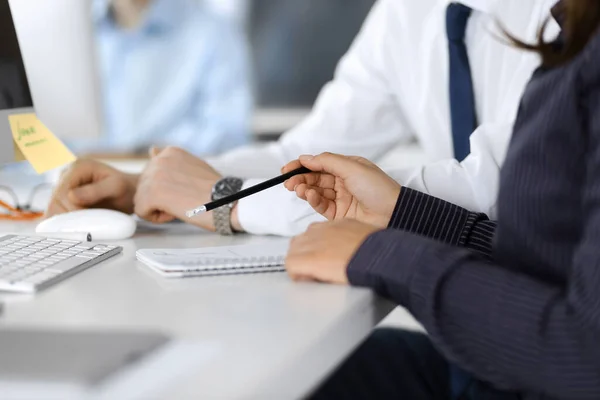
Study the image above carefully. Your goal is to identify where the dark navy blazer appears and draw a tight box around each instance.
[348,29,600,400]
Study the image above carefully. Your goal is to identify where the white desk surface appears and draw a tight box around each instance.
[0,219,395,399]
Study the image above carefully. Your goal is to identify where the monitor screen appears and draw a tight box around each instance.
[0,0,32,111]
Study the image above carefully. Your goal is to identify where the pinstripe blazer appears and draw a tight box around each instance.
[347,29,600,399]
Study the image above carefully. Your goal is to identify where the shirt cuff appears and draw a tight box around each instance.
[236,178,326,236]
[387,188,496,258]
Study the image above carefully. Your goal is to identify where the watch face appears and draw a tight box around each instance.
[213,177,243,200]
[215,180,231,194]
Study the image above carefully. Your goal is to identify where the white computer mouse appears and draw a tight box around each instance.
[36,209,137,241]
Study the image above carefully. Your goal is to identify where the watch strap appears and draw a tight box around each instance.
[212,177,244,236]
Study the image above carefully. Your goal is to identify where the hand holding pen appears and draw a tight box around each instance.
[281,153,401,228]
[186,152,401,230]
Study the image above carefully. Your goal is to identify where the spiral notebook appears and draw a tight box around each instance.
[136,243,289,278]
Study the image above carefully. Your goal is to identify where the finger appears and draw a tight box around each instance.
[306,188,336,219]
[68,176,125,207]
[287,272,316,282]
[282,159,303,174]
[149,146,162,158]
[306,221,331,231]
[50,165,87,202]
[48,186,82,216]
[298,153,368,181]
[285,252,310,276]
[348,155,378,168]
[284,174,310,191]
[133,181,174,223]
[285,171,337,193]
[285,251,320,282]
[287,232,319,258]
[305,185,336,201]
[62,160,102,188]
[46,160,116,217]
[294,184,336,202]
[44,200,69,218]
[133,181,154,220]
[148,211,176,224]
[294,183,310,200]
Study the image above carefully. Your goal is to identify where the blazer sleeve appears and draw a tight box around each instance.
[386,187,496,258]
[349,102,600,400]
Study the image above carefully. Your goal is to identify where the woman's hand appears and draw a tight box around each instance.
[286,220,380,284]
[283,153,401,228]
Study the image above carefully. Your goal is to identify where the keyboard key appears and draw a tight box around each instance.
[28,262,47,268]
[60,240,80,245]
[72,244,95,251]
[0,235,121,293]
[22,266,43,274]
[80,251,104,257]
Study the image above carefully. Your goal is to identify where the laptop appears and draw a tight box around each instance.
[0,328,170,398]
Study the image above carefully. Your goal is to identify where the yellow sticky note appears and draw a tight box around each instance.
[8,113,77,174]
[13,140,25,162]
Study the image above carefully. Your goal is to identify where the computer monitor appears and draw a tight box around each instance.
[8,0,103,140]
[0,0,34,165]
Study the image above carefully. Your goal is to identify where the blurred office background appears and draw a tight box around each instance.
[248,0,374,108]
[81,0,375,156]
[248,0,375,137]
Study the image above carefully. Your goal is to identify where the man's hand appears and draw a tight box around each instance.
[282,153,401,228]
[134,147,227,230]
[286,220,380,284]
[46,159,138,218]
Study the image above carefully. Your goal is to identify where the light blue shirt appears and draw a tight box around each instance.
[71,0,252,156]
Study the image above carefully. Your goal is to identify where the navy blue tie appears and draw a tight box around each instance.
[446,3,477,162]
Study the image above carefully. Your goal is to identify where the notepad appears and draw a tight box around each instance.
[136,243,289,278]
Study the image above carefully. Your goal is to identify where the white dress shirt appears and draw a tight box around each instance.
[209,0,560,236]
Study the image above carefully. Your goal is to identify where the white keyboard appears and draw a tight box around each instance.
[0,235,122,293]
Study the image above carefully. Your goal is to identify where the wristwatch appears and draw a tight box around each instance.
[212,177,244,235]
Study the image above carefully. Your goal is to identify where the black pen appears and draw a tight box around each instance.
[186,167,311,217]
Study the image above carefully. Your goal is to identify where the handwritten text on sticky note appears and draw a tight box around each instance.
[8,113,76,174]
